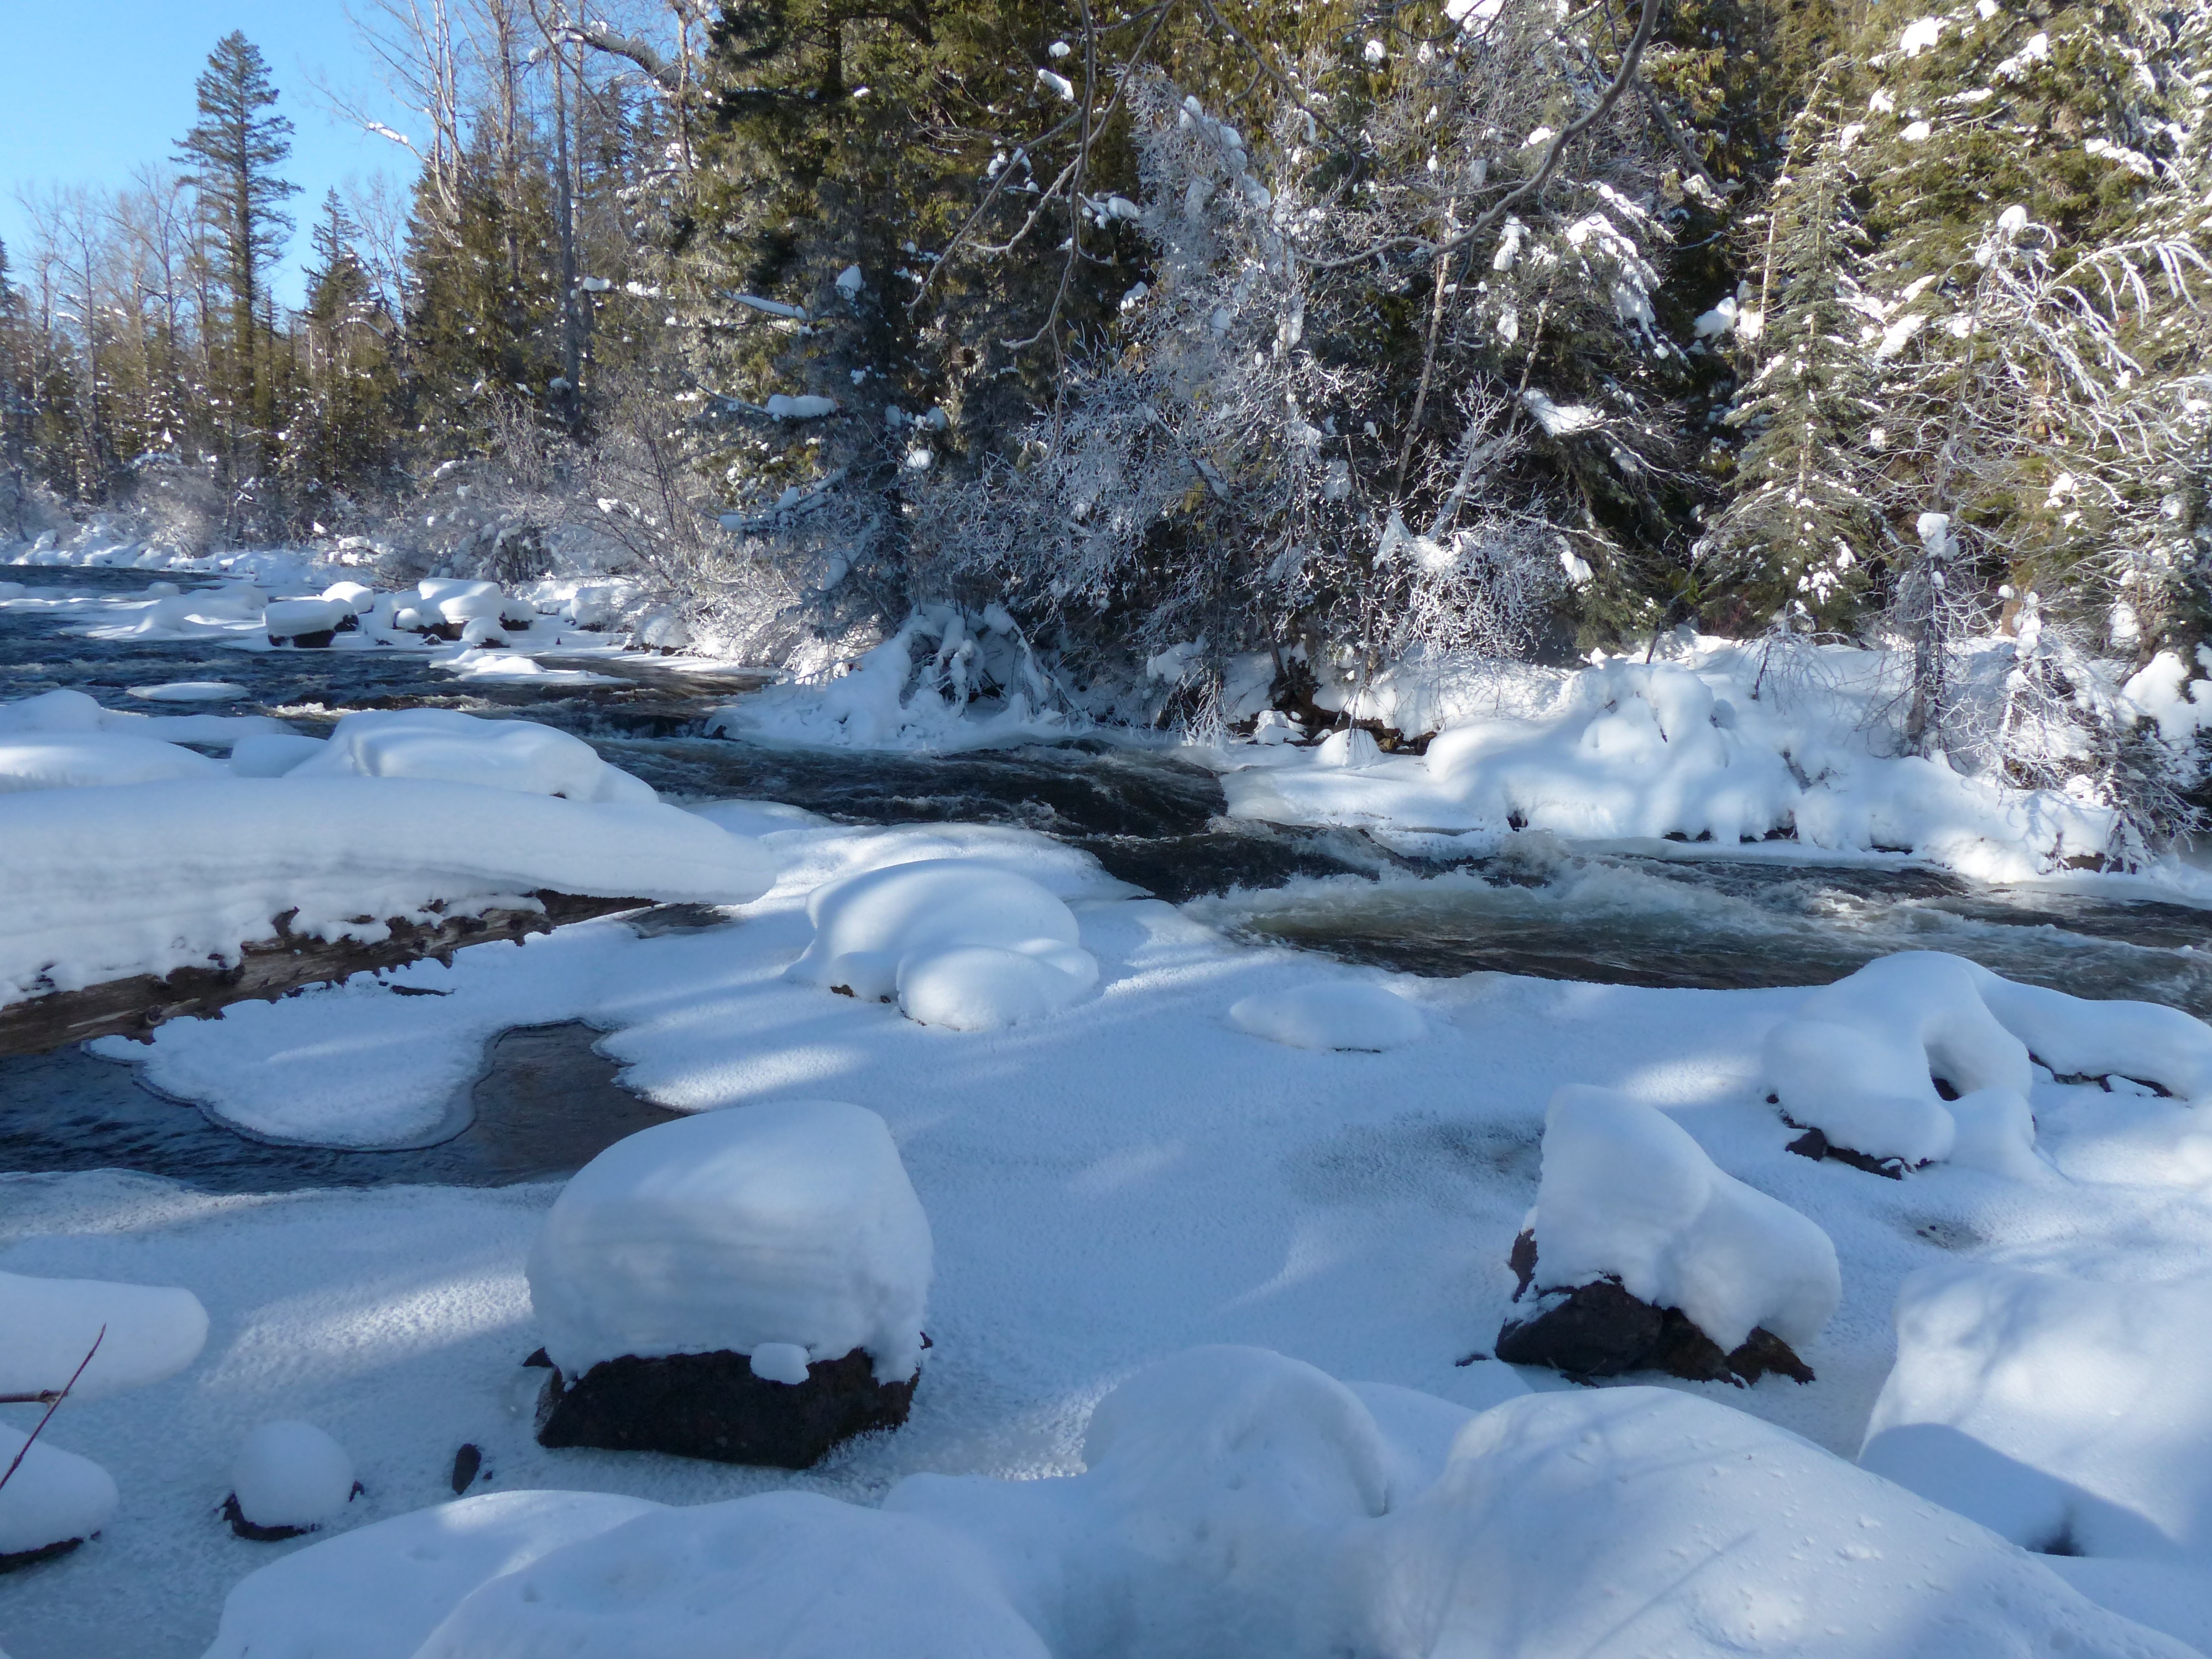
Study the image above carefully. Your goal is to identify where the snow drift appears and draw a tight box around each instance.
[787,858,1100,1031]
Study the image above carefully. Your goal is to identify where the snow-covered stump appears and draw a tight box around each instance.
[1764,952,2212,1178]
[1495,1087,1839,1384]
[526,1101,932,1468]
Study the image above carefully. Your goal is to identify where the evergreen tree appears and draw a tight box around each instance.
[174,31,299,502]
[283,192,399,525]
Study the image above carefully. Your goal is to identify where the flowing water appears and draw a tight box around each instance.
[6,564,2211,1186]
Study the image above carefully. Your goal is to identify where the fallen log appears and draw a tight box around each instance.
[0,891,650,1058]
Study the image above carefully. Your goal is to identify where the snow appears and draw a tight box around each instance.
[0,734,226,792]
[1763,951,2212,1170]
[0,1271,207,1401]
[263,598,352,640]
[125,683,248,703]
[1217,639,2130,882]
[230,1422,358,1531]
[290,709,658,805]
[1228,981,1427,1051]
[748,1342,812,1385]
[203,1490,664,1659]
[787,858,1099,1030]
[526,1100,933,1381]
[0,779,778,1000]
[228,734,327,778]
[0,688,283,751]
[1358,1383,2188,1659]
[1862,1262,2212,1560]
[1522,1085,1840,1350]
[764,395,838,420]
[0,1427,117,1558]
[416,1490,1048,1659]
[709,608,1069,752]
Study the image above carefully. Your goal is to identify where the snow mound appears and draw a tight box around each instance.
[0,1270,208,1401]
[413,1491,1049,1659]
[1422,658,1796,841]
[204,1490,664,1659]
[526,1100,933,1381]
[1,778,779,999]
[1862,1262,2212,1560]
[1228,981,1427,1051]
[0,687,282,750]
[1360,1384,2189,1659]
[1526,1085,1839,1350]
[1764,951,2212,1170]
[231,1421,357,1531]
[290,708,656,805]
[229,733,327,777]
[1220,642,2127,880]
[788,858,1099,1030]
[0,1426,117,1558]
[0,733,225,792]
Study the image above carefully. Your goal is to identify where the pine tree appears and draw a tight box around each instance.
[175,31,299,505]
[283,192,399,525]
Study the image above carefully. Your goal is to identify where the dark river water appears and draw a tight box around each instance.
[6,563,2210,1188]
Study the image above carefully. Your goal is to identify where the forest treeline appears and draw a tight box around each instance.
[2,0,2209,778]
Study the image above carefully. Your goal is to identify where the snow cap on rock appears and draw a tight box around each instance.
[1530,1085,1840,1351]
[527,1100,933,1382]
[231,1421,357,1531]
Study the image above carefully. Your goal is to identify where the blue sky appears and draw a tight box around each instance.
[0,1,411,306]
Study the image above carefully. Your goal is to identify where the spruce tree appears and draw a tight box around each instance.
[175,31,298,500]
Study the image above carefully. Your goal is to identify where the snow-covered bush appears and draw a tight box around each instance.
[1861,1262,2212,1561]
[787,859,1099,1031]
[525,1100,933,1385]
[1764,951,2212,1172]
[1228,982,1427,1052]
[1511,1085,1840,1355]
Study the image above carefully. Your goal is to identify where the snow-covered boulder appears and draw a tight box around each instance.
[1765,952,2212,1174]
[526,1101,932,1465]
[0,1270,207,1401]
[0,1426,117,1566]
[1497,1086,1839,1381]
[1228,982,1427,1051]
[1861,1262,2212,1561]
[1314,726,1383,769]
[125,680,247,702]
[288,709,656,805]
[263,597,351,644]
[0,690,107,735]
[0,733,225,792]
[204,1490,664,1659]
[320,582,375,615]
[413,1491,1050,1659]
[789,858,1099,1031]
[226,1421,359,1540]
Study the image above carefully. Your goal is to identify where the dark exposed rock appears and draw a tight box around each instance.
[535,1345,918,1469]
[1493,1233,1814,1386]
[223,1482,364,1542]
[1784,1123,1907,1180]
[451,1443,483,1494]
[0,1537,87,1574]
[267,629,337,649]
[521,1347,552,1368]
